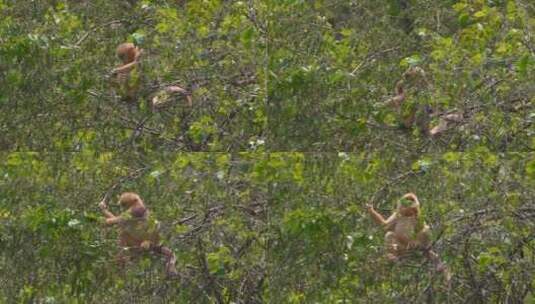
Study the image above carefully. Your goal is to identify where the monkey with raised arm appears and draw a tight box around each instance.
[384,67,462,136]
[99,192,178,277]
[111,43,143,102]
[366,193,451,281]
[384,67,429,132]
[111,42,192,109]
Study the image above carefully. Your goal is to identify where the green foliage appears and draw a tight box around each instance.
[268,152,535,303]
[0,0,265,151]
[0,153,267,302]
[268,0,534,151]
[1,0,534,303]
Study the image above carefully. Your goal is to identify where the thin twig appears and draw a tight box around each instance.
[100,167,148,202]
[74,20,124,47]
[350,46,400,76]
[369,170,418,206]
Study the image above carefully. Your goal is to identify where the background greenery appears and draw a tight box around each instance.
[1,0,534,303]
[267,152,535,303]
[0,0,266,151]
[268,0,534,151]
[1,152,267,303]
[2,152,534,303]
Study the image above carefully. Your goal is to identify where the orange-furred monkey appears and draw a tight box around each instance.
[99,192,178,277]
[111,43,143,102]
[366,193,451,281]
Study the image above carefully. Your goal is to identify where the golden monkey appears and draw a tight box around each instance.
[384,67,462,136]
[111,42,192,108]
[99,192,178,277]
[384,67,430,132]
[111,43,143,102]
[366,193,450,280]
[385,80,416,129]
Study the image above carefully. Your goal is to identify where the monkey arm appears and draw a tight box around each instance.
[383,213,397,231]
[112,61,138,74]
[384,80,405,108]
[367,207,388,226]
[165,86,188,94]
[105,216,125,225]
[100,207,125,225]
[101,209,115,219]
[99,200,117,220]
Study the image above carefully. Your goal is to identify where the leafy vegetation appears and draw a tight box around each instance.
[1,0,534,303]
[268,152,535,303]
[1,152,267,302]
[0,0,265,151]
[268,0,534,151]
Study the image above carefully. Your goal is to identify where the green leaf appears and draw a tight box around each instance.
[452,3,467,12]
[515,54,531,76]
[526,159,535,180]
[473,10,487,18]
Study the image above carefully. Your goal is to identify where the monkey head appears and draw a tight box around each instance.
[397,192,420,217]
[116,43,140,64]
[118,192,142,208]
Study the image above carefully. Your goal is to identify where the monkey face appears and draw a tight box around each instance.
[398,193,419,217]
[399,205,418,217]
[399,197,413,208]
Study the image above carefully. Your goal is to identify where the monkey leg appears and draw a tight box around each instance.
[152,244,178,277]
[412,105,431,136]
[417,227,452,281]
[429,119,448,136]
[429,113,462,136]
[114,238,133,267]
[415,225,442,265]
[424,249,452,281]
[114,248,139,276]
[423,249,441,266]
[385,232,404,261]
[415,225,432,249]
